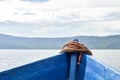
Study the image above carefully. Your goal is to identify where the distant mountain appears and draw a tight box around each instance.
[0,34,120,49]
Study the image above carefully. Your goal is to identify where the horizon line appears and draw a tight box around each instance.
[0,33,120,38]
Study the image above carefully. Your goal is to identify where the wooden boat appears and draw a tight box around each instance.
[0,52,120,80]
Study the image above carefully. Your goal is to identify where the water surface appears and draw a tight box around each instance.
[0,49,120,73]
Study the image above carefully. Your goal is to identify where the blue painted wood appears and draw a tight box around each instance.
[69,53,77,80]
[68,38,78,80]
[72,39,79,42]
[0,53,120,80]
[0,54,70,80]
[77,53,120,80]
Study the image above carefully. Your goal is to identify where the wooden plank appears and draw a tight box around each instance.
[69,53,77,80]
[77,53,120,80]
[69,39,78,80]
[0,54,69,80]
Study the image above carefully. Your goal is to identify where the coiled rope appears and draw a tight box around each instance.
[60,41,92,65]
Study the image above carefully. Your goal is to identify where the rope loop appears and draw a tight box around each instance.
[60,41,92,65]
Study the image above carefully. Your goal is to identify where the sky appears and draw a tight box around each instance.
[0,0,120,37]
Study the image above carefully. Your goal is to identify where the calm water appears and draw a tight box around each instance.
[0,49,120,73]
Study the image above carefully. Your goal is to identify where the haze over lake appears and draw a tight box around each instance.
[0,49,120,73]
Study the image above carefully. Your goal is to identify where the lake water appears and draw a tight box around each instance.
[0,49,120,73]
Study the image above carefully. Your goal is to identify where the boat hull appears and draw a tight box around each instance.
[0,53,120,80]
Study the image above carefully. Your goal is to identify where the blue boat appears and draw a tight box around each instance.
[0,53,120,80]
[0,39,120,80]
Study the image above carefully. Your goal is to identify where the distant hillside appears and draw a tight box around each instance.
[0,34,120,49]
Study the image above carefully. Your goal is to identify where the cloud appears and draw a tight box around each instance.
[21,0,49,3]
[0,19,120,37]
[15,12,36,15]
[0,5,120,23]
[0,0,120,37]
[105,12,120,20]
[0,0,120,23]
[89,0,120,7]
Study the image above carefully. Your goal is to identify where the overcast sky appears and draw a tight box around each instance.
[0,0,120,37]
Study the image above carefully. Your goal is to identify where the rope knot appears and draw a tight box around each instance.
[60,41,92,65]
